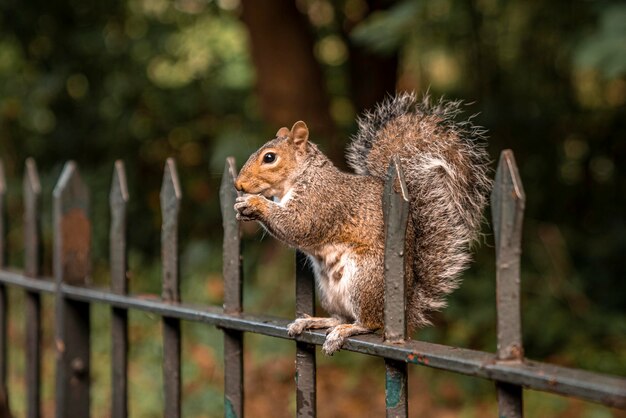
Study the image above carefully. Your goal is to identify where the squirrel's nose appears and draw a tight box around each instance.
[234,178,244,192]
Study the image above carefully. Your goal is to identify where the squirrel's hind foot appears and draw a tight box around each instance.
[287,315,342,337]
[322,323,372,355]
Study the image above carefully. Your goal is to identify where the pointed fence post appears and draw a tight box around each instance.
[161,158,182,418]
[383,156,410,418]
[492,150,526,418]
[53,161,91,418]
[220,157,244,418]
[0,160,10,417]
[24,159,42,418]
[110,161,129,418]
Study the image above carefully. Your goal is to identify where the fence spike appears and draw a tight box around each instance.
[491,150,526,418]
[53,162,91,284]
[24,158,42,277]
[220,157,244,418]
[53,161,91,418]
[383,156,410,418]
[220,156,241,313]
[491,150,525,361]
[110,160,129,418]
[24,158,42,418]
[160,158,182,418]
[110,160,129,294]
[161,158,181,302]
[383,156,409,343]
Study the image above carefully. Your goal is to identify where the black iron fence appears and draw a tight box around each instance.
[0,151,624,418]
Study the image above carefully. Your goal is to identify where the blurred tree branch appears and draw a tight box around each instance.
[240,0,336,144]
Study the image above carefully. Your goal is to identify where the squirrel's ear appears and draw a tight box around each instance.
[291,121,309,146]
[276,127,290,138]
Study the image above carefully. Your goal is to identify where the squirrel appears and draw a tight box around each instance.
[234,92,491,355]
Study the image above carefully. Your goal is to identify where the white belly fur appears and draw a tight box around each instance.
[307,245,357,321]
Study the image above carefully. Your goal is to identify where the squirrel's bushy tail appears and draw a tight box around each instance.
[347,92,492,327]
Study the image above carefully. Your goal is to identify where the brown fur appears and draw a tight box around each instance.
[234,93,491,355]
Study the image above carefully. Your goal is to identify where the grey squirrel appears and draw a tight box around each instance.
[234,92,491,355]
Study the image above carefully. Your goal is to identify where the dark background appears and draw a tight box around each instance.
[0,0,624,416]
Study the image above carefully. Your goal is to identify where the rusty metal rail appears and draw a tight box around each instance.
[0,151,624,418]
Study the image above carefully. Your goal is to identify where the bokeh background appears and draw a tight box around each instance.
[0,0,625,416]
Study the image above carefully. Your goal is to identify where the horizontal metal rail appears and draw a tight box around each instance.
[1,269,624,410]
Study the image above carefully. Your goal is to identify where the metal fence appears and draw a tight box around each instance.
[0,150,624,418]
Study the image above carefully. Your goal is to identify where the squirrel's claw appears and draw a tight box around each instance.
[235,212,255,222]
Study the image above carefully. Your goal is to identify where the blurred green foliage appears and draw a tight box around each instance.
[0,0,261,265]
[1,0,625,416]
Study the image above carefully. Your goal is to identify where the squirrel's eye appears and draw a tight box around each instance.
[263,152,276,164]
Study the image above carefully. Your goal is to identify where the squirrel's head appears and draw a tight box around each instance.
[235,121,310,199]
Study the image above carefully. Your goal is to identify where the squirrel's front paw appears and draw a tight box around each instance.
[234,194,267,221]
